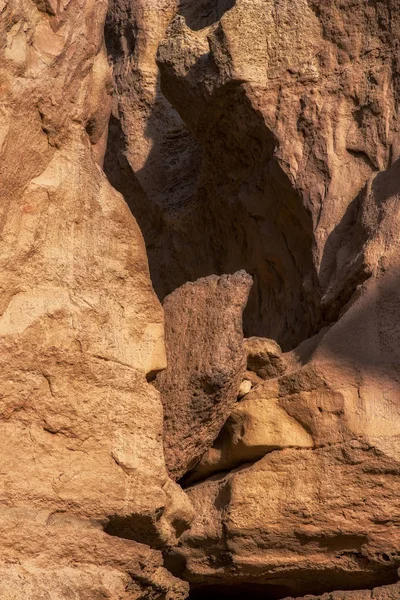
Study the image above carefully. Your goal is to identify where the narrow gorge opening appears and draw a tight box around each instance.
[103,5,323,352]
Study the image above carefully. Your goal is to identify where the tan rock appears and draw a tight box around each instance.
[171,439,400,597]
[185,379,313,483]
[244,336,287,379]
[237,379,252,398]
[5,0,400,597]
[152,7,400,593]
[104,0,204,310]
[177,259,400,589]
[155,271,252,480]
[0,0,192,596]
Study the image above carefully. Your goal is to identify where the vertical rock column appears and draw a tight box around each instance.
[0,1,192,597]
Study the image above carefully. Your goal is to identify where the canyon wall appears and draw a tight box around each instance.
[2,0,400,599]
[0,1,192,597]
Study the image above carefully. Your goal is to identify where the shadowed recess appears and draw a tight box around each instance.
[178,0,237,30]
[187,566,400,599]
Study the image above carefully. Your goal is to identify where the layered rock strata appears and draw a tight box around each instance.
[0,1,192,597]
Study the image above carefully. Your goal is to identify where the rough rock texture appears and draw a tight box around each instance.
[155,271,252,480]
[0,1,192,597]
[155,0,400,350]
[170,440,400,598]
[5,0,400,598]
[185,378,314,484]
[171,272,400,594]
[282,581,400,600]
[152,3,400,597]
[104,0,204,306]
[244,337,288,379]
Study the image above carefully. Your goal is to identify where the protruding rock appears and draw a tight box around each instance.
[244,337,287,379]
[172,439,400,597]
[156,271,252,480]
[0,1,192,596]
[185,379,313,483]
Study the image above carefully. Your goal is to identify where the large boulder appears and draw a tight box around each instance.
[155,271,252,480]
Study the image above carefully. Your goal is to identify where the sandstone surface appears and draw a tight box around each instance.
[0,1,192,597]
[154,1,400,597]
[173,268,400,594]
[170,439,400,598]
[156,0,400,350]
[3,0,400,598]
[155,271,252,480]
[185,378,314,484]
[282,582,400,600]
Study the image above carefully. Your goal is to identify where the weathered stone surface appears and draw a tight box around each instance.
[0,1,192,597]
[154,0,400,350]
[244,337,287,379]
[175,258,400,590]
[155,271,252,480]
[283,581,400,600]
[150,4,400,595]
[104,0,205,310]
[170,440,400,598]
[6,0,400,597]
[185,379,313,484]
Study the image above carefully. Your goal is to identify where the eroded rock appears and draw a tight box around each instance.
[155,0,400,350]
[155,271,252,480]
[170,439,400,598]
[0,1,192,596]
[185,378,313,484]
[244,337,287,379]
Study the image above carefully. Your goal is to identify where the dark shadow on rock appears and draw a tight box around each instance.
[187,564,400,600]
[154,66,321,349]
[178,0,237,31]
[104,8,321,351]
[320,156,400,329]
[103,114,166,298]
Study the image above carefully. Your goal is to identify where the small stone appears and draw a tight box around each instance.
[238,379,252,398]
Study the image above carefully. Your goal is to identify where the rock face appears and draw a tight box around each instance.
[155,271,252,480]
[0,1,192,597]
[4,0,400,599]
[155,0,400,350]
[153,2,400,597]
[282,582,400,600]
[171,440,400,599]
